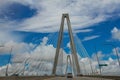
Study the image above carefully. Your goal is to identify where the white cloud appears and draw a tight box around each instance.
[90,50,120,76]
[112,47,120,57]
[0,0,120,32]
[97,51,105,59]
[79,56,120,76]
[101,58,120,76]
[82,35,99,41]
[0,65,8,76]
[67,42,70,48]
[0,31,23,43]
[0,39,120,76]
[0,40,34,54]
[111,27,120,41]
[73,29,93,33]
[0,37,68,76]
[26,37,67,75]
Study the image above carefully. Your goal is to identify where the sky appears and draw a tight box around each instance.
[0,0,120,76]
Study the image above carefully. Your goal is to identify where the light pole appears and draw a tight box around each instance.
[104,43,120,67]
[6,47,13,76]
[23,57,30,76]
[88,58,94,75]
[94,46,102,75]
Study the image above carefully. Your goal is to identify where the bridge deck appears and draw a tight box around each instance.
[45,77,113,80]
[0,76,114,80]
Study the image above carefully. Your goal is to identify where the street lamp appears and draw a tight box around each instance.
[87,58,94,75]
[0,45,7,76]
[0,45,14,76]
[23,57,30,76]
[104,43,120,68]
[6,47,13,76]
[94,46,102,75]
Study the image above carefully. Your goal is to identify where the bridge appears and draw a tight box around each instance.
[0,14,120,80]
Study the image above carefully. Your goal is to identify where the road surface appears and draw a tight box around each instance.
[45,77,113,80]
[0,76,115,80]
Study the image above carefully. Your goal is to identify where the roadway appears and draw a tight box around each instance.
[45,77,113,80]
[0,76,116,80]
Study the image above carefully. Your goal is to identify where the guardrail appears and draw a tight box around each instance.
[0,76,55,80]
[83,75,120,80]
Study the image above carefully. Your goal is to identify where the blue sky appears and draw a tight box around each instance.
[0,0,120,75]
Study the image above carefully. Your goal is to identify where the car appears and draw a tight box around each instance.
[11,74,19,76]
[67,73,73,78]
[77,74,83,76]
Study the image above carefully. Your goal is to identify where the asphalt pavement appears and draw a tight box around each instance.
[45,77,113,80]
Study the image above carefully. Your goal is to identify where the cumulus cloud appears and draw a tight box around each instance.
[79,56,120,76]
[0,0,120,32]
[90,50,120,76]
[26,37,67,75]
[0,37,68,76]
[101,58,120,76]
[0,41,120,76]
[73,54,120,76]
[92,51,105,60]
[111,27,120,41]
[111,47,120,57]
[67,42,70,48]
[0,40,34,55]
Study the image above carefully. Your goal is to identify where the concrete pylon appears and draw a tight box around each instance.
[52,13,80,75]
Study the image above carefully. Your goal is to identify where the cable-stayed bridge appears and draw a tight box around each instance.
[0,14,120,80]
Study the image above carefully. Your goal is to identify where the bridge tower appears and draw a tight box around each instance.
[52,13,80,75]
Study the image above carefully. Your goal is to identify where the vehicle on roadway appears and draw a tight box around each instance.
[11,74,19,76]
[66,73,73,78]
